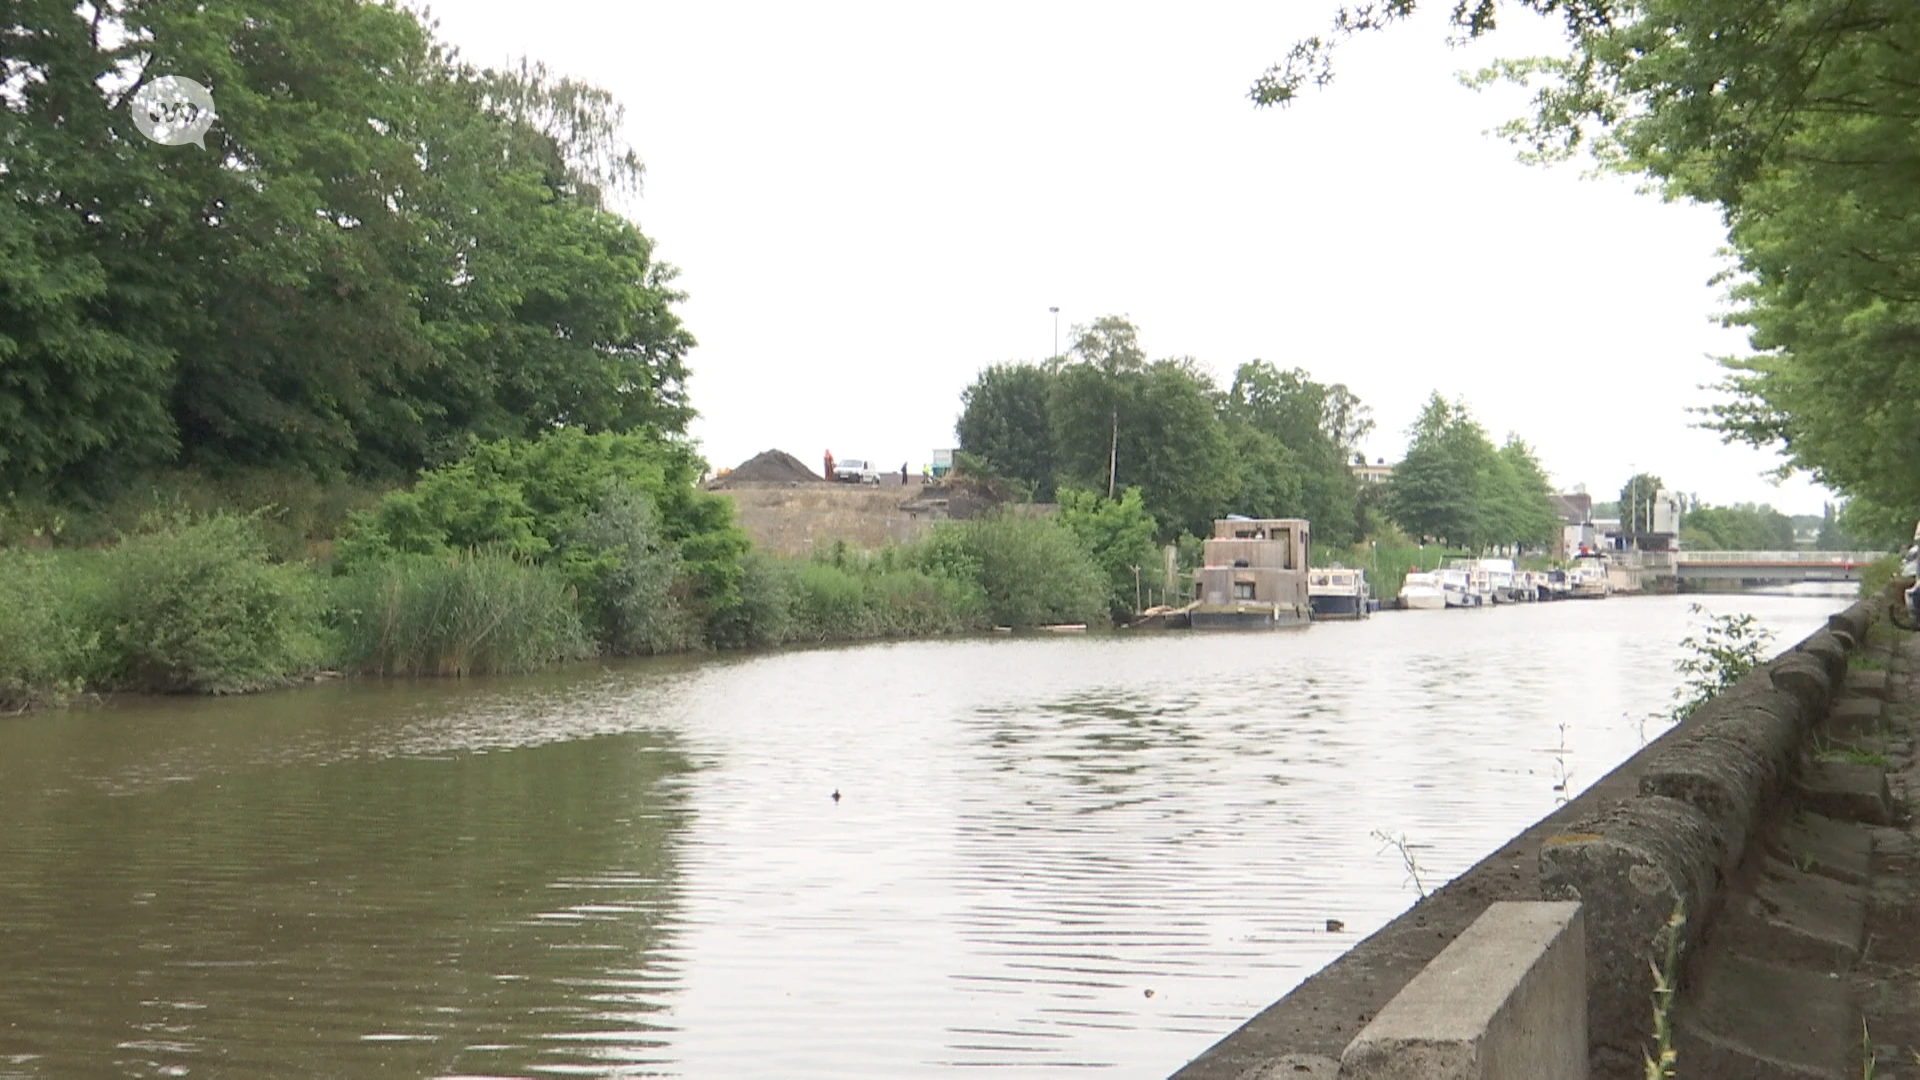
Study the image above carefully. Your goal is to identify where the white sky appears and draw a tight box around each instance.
[422,0,1835,514]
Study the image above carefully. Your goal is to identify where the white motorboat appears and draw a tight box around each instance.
[1437,567,1480,607]
[1310,568,1372,619]
[1477,558,1517,603]
[1569,554,1612,598]
[1398,571,1445,610]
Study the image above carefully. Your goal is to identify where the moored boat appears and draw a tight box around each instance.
[1569,554,1612,598]
[1309,568,1372,619]
[1437,567,1481,607]
[1190,517,1312,628]
[1398,571,1445,610]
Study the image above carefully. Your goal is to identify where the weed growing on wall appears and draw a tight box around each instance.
[1669,604,1776,722]
[1643,904,1686,1080]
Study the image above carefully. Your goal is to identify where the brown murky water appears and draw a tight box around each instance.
[0,591,1849,1078]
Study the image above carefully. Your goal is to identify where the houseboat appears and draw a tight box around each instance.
[1398,571,1445,610]
[1308,567,1372,620]
[1190,517,1312,629]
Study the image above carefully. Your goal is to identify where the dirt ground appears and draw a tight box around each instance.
[710,480,940,557]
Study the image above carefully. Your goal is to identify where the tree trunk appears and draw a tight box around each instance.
[1107,408,1118,499]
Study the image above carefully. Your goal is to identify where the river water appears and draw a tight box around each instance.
[0,591,1851,1079]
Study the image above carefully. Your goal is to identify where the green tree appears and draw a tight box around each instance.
[955,363,1058,500]
[1618,473,1666,535]
[1223,360,1369,545]
[1486,437,1558,551]
[1387,394,1481,548]
[1681,503,1795,551]
[1056,486,1161,619]
[1049,316,1149,500]
[0,0,694,494]
[1047,319,1235,538]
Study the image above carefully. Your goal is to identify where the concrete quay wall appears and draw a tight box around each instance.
[1169,595,1881,1080]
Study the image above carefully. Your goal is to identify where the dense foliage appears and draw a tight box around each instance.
[954,316,1369,543]
[1679,503,1797,553]
[0,0,692,496]
[1386,393,1557,551]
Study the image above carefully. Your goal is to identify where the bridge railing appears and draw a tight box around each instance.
[1670,550,1888,564]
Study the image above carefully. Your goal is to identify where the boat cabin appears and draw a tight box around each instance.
[1191,517,1311,627]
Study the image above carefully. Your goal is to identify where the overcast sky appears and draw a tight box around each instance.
[422,1,1834,514]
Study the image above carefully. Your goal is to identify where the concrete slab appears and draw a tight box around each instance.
[1714,856,1866,970]
[1763,812,1873,887]
[1337,902,1585,1080]
[1823,697,1884,738]
[1843,669,1889,701]
[1795,762,1895,826]
[1674,950,1853,1080]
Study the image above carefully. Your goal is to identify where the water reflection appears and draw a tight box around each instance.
[0,681,699,1079]
[0,594,1849,1078]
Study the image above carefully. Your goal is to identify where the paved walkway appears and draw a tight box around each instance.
[1857,624,1919,1076]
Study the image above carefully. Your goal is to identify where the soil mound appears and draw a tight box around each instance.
[722,449,823,485]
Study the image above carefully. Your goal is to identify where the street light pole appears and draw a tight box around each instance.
[1049,306,1060,359]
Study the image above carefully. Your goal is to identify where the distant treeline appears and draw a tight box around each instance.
[954,317,1560,554]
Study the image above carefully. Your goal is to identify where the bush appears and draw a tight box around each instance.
[915,514,1108,628]
[94,516,328,693]
[0,551,104,710]
[559,484,698,655]
[334,427,750,643]
[1858,552,1902,599]
[705,553,797,649]
[1056,487,1160,619]
[330,552,592,678]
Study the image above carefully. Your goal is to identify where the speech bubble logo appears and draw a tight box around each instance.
[129,76,217,149]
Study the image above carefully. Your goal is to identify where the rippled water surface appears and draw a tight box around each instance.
[0,591,1850,1078]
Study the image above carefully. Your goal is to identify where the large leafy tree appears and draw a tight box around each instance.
[1385,393,1551,551]
[1048,318,1236,538]
[1486,436,1558,551]
[0,0,695,494]
[955,362,1058,499]
[1617,472,1666,535]
[1223,360,1369,544]
[1387,394,1483,548]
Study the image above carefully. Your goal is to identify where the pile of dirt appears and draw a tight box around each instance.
[722,449,823,485]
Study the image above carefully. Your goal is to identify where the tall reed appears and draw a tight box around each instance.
[331,552,591,677]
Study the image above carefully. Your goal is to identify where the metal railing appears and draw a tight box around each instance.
[1671,550,1885,564]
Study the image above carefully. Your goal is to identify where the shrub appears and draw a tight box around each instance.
[0,551,104,710]
[330,552,592,678]
[1669,604,1776,721]
[704,552,796,649]
[1056,487,1160,619]
[94,516,328,693]
[559,484,697,655]
[915,514,1108,628]
[1858,552,1902,599]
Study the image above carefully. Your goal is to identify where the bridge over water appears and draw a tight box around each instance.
[1662,550,1885,583]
